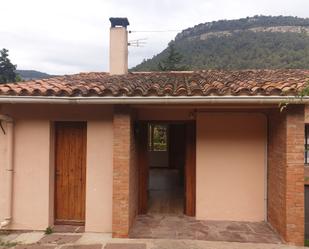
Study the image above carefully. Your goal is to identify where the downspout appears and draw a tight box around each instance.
[0,115,14,229]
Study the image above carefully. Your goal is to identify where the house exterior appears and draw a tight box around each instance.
[0,18,308,246]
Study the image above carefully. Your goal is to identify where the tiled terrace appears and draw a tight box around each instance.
[129,214,282,244]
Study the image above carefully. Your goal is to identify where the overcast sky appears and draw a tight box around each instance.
[1,0,309,75]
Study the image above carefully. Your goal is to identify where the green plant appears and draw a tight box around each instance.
[0,48,18,84]
[279,81,309,112]
[305,239,309,247]
[44,226,53,235]
[0,239,18,248]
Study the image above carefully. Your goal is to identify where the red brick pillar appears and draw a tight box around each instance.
[268,105,304,246]
[112,105,138,238]
[285,105,304,245]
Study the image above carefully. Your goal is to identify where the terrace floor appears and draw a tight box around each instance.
[129,214,282,244]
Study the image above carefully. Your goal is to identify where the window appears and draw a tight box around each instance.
[305,124,309,166]
[148,124,168,151]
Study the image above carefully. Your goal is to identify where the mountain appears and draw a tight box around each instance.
[132,15,309,71]
[16,70,55,81]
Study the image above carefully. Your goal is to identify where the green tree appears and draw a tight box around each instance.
[158,43,187,71]
[0,48,19,83]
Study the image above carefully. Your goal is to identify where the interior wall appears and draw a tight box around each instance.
[148,151,168,168]
[169,124,186,170]
[196,112,266,221]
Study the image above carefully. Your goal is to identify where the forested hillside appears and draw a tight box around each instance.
[132,16,309,71]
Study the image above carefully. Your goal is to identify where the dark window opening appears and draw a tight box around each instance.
[148,124,168,152]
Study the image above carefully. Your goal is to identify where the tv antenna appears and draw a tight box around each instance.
[128,38,147,47]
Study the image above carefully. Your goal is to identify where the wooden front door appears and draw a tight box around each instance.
[55,122,87,224]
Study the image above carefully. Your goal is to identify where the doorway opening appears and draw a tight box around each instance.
[137,121,196,216]
[148,123,185,214]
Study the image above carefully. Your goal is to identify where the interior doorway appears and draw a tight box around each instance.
[148,123,185,214]
[137,121,196,216]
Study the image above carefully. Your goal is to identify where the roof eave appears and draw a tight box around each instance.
[0,95,307,105]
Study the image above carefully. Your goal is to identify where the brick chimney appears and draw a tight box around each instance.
[109,17,129,75]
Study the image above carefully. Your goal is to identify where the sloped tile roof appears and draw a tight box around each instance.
[1,70,309,97]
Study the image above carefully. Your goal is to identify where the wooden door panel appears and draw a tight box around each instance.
[55,122,87,224]
[185,121,196,216]
[137,122,149,214]
[305,186,309,240]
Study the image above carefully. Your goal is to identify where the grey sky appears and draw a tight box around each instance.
[1,0,309,75]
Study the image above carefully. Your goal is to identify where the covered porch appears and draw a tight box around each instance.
[112,104,305,245]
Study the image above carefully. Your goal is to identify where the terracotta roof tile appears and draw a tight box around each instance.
[1,70,309,97]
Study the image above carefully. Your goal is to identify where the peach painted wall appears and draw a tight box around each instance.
[86,120,113,232]
[0,104,113,232]
[196,112,266,221]
[0,104,112,120]
[4,120,51,230]
[110,27,128,75]
[0,121,8,222]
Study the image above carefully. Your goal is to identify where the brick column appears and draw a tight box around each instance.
[112,105,138,238]
[285,105,304,245]
[268,105,304,246]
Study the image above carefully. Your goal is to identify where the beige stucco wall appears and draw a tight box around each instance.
[0,104,112,120]
[196,112,266,221]
[0,104,113,232]
[85,120,113,232]
[110,27,128,75]
[13,120,52,230]
[0,121,8,223]
[0,119,52,230]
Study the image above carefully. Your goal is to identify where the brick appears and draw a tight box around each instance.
[267,105,305,246]
[112,106,138,238]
